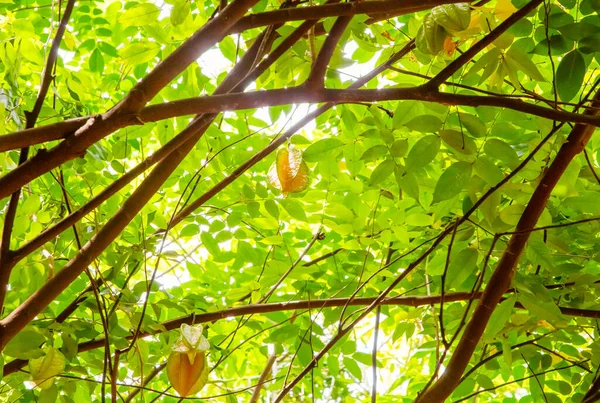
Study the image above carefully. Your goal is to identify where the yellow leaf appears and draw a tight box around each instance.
[29,348,66,389]
[495,0,518,21]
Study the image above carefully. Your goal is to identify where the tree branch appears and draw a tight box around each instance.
[249,354,276,403]
[5,284,600,376]
[304,14,352,89]
[229,0,465,33]
[11,83,600,155]
[135,88,600,128]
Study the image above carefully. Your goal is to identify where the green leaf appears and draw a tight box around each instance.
[563,192,600,214]
[506,46,545,81]
[557,22,600,41]
[200,232,221,257]
[526,232,554,268]
[179,224,200,237]
[280,199,308,221]
[4,330,45,359]
[432,161,472,203]
[474,156,504,184]
[390,139,408,158]
[260,235,283,245]
[393,100,423,127]
[343,357,363,380]
[29,348,66,389]
[483,296,516,341]
[118,4,160,27]
[500,204,525,226]
[477,374,494,390]
[416,14,447,55]
[397,171,420,202]
[120,42,161,65]
[264,199,279,219]
[89,48,104,73]
[171,1,190,26]
[446,248,478,289]
[303,138,344,162]
[404,115,443,133]
[98,41,119,57]
[484,139,518,165]
[360,145,388,161]
[459,113,487,138]
[531,35,573,55]
[556,50,586,102]
[519,293,565,322]
[465,48,502,81]
[431,3,471,32]
[579,34,600,54]
[39,384,59,403]
[406,135,441,171]
[406,213,433,226]
[440,130,476,155]
[369,159,395,185]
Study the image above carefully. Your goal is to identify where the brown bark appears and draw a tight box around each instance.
[5,86,599,155]
[230,0,464,33]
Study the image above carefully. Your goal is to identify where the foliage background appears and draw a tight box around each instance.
[1,0,600,401]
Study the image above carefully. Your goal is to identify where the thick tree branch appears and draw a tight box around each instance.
[230,0,465,33]
[11,82,598,154]
[135,87,600,127]
[305,14,352,89]
[414,90,600,403]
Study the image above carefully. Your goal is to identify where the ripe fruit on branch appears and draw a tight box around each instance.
[166,324,210,397]
[267,147,310,195]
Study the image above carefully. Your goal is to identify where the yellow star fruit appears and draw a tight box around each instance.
[166,324,210,397]
[267,148,310,195]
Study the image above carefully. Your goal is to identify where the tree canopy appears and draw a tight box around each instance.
[1,0,600,401]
